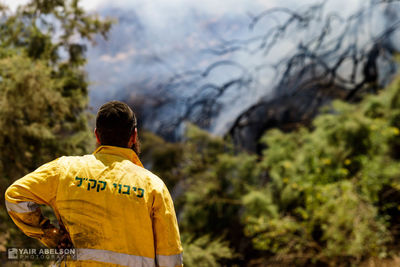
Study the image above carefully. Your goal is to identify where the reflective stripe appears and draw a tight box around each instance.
[156,253,183,267]
[76,248,155,267]
[5,200,39,213]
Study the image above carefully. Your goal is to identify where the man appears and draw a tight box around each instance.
[5,101,183,267]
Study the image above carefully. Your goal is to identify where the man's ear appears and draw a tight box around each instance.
[94,128,101,145]
[128,128,137,148]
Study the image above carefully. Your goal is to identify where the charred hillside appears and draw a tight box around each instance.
[87,0,400,152]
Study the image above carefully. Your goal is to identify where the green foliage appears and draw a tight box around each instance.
[140,131,184,189]
[2,2,400,266]
[242,77,400,265]
[140,77,400,266]
[178,125,259,237]
[0,0,112,64]
[139,125,259,265]
[0,54,88,180]
[0,0,111,249]
[181,234,234,267]
[0,0,112,182]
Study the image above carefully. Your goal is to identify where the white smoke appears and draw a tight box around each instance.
[4,0,398,138]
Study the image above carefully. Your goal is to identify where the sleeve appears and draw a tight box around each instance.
[4,158,63,248]
[152,182,183,267]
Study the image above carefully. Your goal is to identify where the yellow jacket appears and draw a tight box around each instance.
[5,145,183,267]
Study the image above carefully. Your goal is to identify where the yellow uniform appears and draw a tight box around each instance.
[5,145,183,267]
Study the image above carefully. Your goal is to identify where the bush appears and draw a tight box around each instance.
[150,76,400,266]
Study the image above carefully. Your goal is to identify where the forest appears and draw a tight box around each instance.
[2,0,400,266]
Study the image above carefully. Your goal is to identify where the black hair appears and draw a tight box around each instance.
[96,101,137,147]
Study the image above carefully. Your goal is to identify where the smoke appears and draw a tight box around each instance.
[3,0,397,141]
[86,0,327,107]
[83,0,400,139]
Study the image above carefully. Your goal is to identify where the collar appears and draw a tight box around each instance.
[93,145,143,167]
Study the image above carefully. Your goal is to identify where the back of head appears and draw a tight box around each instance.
[96,101,137,147]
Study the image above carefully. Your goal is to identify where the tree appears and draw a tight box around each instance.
[138,0,400,151]
[151,74,400,266]
[0,0,111,248]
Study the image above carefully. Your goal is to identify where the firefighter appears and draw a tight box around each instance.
[5,100,183,267]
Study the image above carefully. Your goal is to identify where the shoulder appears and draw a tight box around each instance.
[57,154,95,162]
[54,154,97,170]
[132,164,167,192]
